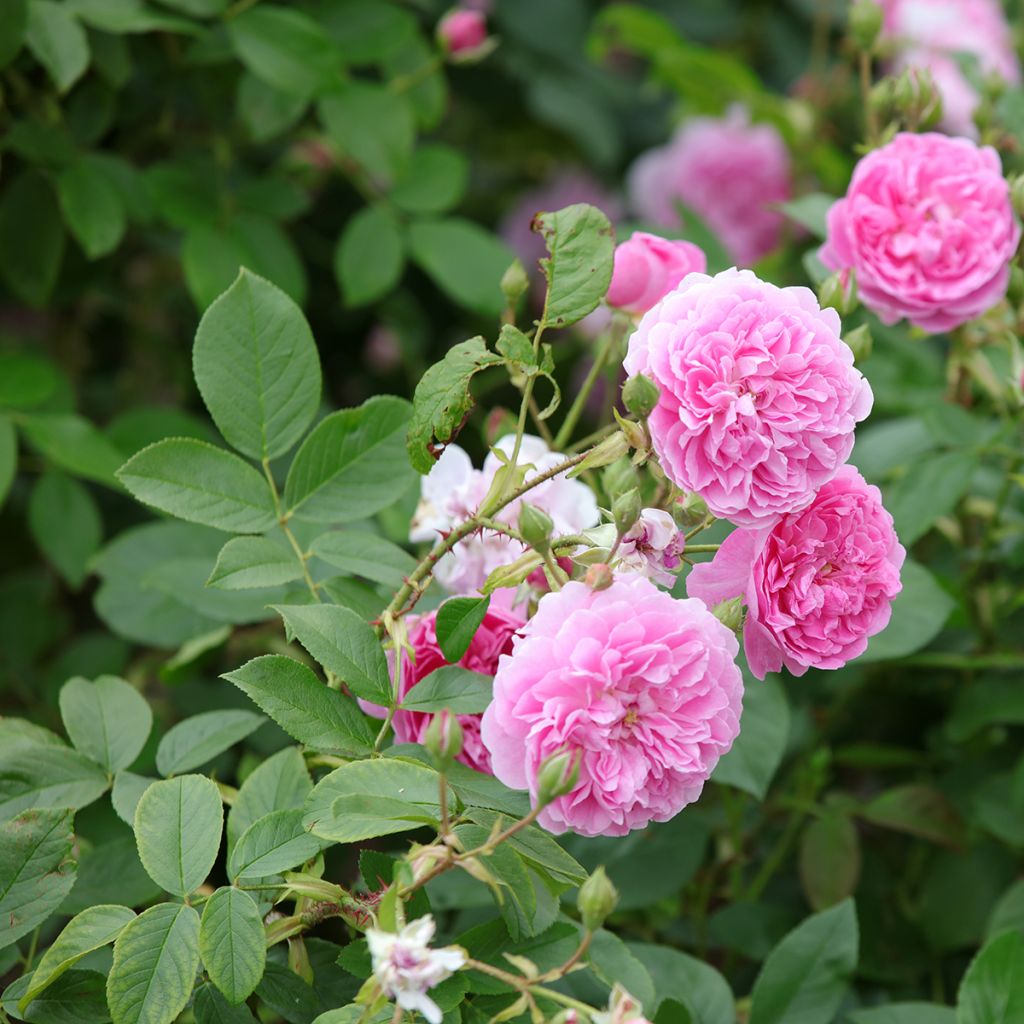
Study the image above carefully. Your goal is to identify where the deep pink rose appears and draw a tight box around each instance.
[481,576,743,837]
[365,605,524,773]
[437,8,487,54]
[820,132,1020,333]
[623,268,873,527]
[606,232,707,315]
[688,466,905,679]
[628,106,791,266]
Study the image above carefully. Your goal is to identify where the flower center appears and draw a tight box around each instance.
[623,708,639,727]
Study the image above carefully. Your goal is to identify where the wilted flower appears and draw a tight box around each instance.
[594,986,654,1024]
[616,508,686,587]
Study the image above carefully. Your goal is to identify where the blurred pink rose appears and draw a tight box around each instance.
[624,268,873,527]
[688,466,905,679]
[606,232,707,315]
[437,8,487,54]
[627,106,791,266]
[820,132,1020,333]
[481,576,743,836]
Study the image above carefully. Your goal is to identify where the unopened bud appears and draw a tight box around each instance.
[843,323,873,363]
[893,66,942,128]
[868,78,894,121]
[577,866,619,931]
[849,0,883,52]
[712,596,745,633]
[602,458,639,501]
[569,430,630,477]
[612,488,642,536]
[585,563,615,591]
[519,502,553,554]
[622,374,660,420]
[424,710,463,768]
[675,491,709,528]
[501,258,529,307]
[818,269,857,315]
[536,748,581,806]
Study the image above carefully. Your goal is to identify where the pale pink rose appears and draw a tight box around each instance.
[820,132,1020,333]
[437,8,487,54]
[617,508,686,587]
[363,604,523,773]
[628,106,791,266]
[623,268,873,528]
[606,232,707,315]
[688,466,905,679]
[480,576,743,837]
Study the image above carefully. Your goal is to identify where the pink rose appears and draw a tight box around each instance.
[364,604,524,773]
[820,132,1020,333]
[481,576,743,836]
[437,8,487,54]
[606,232,707,315]
[628,106,791,266]
[688,466,905,679]
[623,268,873,527]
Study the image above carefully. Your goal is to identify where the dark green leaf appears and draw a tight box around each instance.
[0,416,16,510]
[0,745,109,820]
[884,451,975,546]
[847,1005,955,1023]
[629,943,735,1024]
[3,969,110,1024]
[228,807,326,880]
[435,596,490,664]
[208,536,303,590]
[334,205,405,307]
[391,144,468,215]
[860,785,964,848]
[0,171,64,306]
[200,887,265,1004]
[0,0,27,67]
[57,154,126,258]
[228,747,310,848]
[26,0,89,92]
[713,673,789,800]
[799,813,861,911]
[0,352,59,409]
[28,472,102,588]
[194,983,260,1023]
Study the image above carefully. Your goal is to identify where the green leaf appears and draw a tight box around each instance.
[799,814,861,911]
[860,784,964,847]
[957,930,1024,1024]
[61,834,162,915]
[847,1006,956,1024]
[194,983,260,1023]
[435,596,490,663]
[228,807,328,880]
[749,900,859,1024]
[57,154,126,258]
[21,905,135,1008]
[987,879,1024,942]
[116,438,276,533]
[0,0,28,67]
[272,604,392,706]
[314,794,434,843]
[228,5,342,98]
[0,745,110,821]
[199,887,265,1004]
[0,170,65,306]
[532,203,615,328]
[0,416,17,510]
[778,194,836,240]
[391,144,468,215]
[309,530,415,587]
[21,413,124,486]
[255,962,319,1023]
[59,675,152,773]
[227,747,310,848]
[4,968,109,1023]
[319,83,415,184]
[283,397,414,522]
[400,666,493,714]
[588,929,657,1010]
[713,672,789,800]
[334,205,405,307]
[859,561,953,663]
[224,655,375,755]
[406,337,503,474]
[155,709,265,777]
[629,942,735,1024]
[106,902,201,1024]
[465,809,586,884]
[237,72,307,143]
[26,0,89,92]
[193,269,321,461]
[884,451,975,546]
[0,807,76,951]
[134,775,223,897]
[408,218,514,316]
[208,536,303,590]
[28,471,102,588]
[0,352,59,410]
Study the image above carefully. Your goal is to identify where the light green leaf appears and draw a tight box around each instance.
[272,604,392,706]
[405,337,502,474]
[28,471,102,588]
[116,438,276,533]
[713,673,789,800]
[59,675,152,773]
[228,807,327,880]
[435,595,490,663]
[859,561,953,663]
[225,655,374,755]
[193,269,320,461]
[283,396,414,522]
[199,887,265,1004]
[57,154,126,258]
[884,451,975,546]
[400,666,492,714]
[0,745,109,821]
[207,536,303,590]
[334,205,405,307]
[21,413,124,486]
[155,709,265,777]
[0,170,65,307]
[111,771,155,826]
[408,218,514,316]
[227,747,310,848]
[778,193,836,240]
[26,0,89,92]
[315,794,436,843]
[749,900,859,1024]
[957,930,1024,1024]
[0,416,16,510]
[106,902,201,1024]
[532,203,615,329]
[134,775,223,897]
[21,905,135,1007]
[0,807,76,951]
[391,144,468,215]
[309,530,415,587]
[237,72,307,143]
